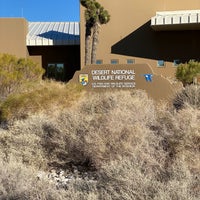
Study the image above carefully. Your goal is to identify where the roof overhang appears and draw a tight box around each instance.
[26,22,80,46]
[151,10,200,31]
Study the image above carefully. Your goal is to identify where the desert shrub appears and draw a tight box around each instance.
[0,115,47,168]
[176,60,200,86]
[0,89,199,199]
[173,84,200,110]
[0,81,83,122]
[40,90,156,169]
[0,158,98,200]
[0,90,156,170]
[0,53,44,99]
[0,158,61,200]
[171,107,200,172]
[156,103,200,174]
[97,156,199,200]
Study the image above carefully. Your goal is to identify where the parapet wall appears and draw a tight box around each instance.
[0,18,28,58]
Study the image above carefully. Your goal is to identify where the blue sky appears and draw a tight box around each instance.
[0,0,80,22]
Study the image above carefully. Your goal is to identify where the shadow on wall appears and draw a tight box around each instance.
[111,20,200,62]
[38,31,80,45]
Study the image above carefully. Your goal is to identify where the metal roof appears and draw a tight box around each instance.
[151,10,200,31]
[26,22,80,46]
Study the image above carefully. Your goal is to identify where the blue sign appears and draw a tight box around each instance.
[144,74,153,82]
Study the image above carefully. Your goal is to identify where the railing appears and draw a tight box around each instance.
[151,10,200,26]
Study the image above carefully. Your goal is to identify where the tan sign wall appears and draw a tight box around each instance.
[71,64,181,101]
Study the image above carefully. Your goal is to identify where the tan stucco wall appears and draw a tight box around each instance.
[28,55,42,68]
[0,18,28,58]
[80,0,200,78]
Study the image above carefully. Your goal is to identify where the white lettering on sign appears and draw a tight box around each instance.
[92,75,115,80]
[114,75,135,80]
[91,69,136,89]
[111,70,135,75]
[91,70,110,75]
[92,82,135,88]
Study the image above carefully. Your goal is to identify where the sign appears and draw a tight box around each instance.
[70,64,180,101]
[90,69,136,88]
[79,74,88,86]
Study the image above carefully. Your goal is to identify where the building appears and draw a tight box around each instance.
[80,0,200,79]
[0,18,80,81]
[2,1,200,83]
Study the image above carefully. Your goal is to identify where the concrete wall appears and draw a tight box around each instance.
[0,18,28,58]
[80,0,200,78]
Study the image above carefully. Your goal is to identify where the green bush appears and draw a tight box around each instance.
[176,60,200,86]
[0,53,44,99]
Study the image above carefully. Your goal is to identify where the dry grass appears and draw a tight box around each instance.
[38,90,157,169]
[0,158,100,200]
[156,104,200,174]
[0,80,83,122]
[0,88,199,199]
[0,90,156,170]
[97,156,199,200]
[0,158,62,200]
[173,84,200,110]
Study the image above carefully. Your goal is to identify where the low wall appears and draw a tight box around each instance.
[70,64,181,101]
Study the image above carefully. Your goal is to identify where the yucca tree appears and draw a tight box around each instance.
[80,0,110,65]
[80,0,95,65]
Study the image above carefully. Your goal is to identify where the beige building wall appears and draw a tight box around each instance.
[28,55,42,68]
[80,0,200,78]
[0,18,28,58]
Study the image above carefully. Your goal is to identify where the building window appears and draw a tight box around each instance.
[127,59,135,64]
[157,60,165,67]
[173,59,181,66]
[47,63,64,81]
[96,59,103,64]
[111,59,119,64]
